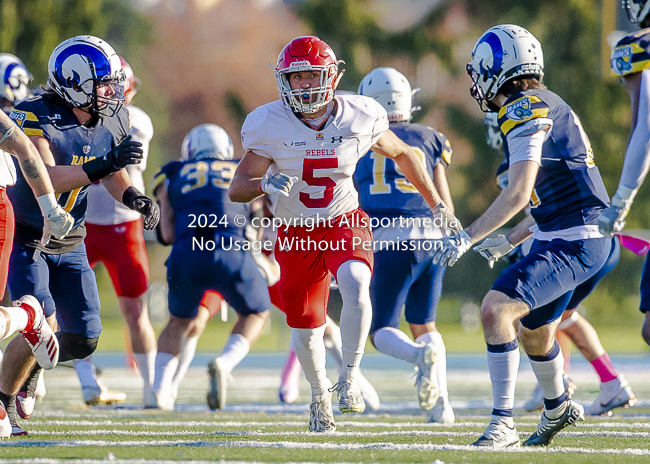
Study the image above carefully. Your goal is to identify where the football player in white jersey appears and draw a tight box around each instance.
[75,56,157,407]
[230,36,460,432]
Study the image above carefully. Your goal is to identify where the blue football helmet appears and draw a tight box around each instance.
[467,25,544,112]
[47,35,125,117]
[0,54,32,103]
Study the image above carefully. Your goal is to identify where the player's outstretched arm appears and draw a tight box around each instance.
[473,215,534,268]
[229,151,275,203]
[0,114,73,238]
[432,162,454,215]
[102,169,160,230]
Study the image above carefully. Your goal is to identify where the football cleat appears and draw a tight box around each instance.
[309,390,336,433]
[207,358,231,410]
[16,296,59,370]
[426,396,455,425]
[82,385,126,406]
[0,402,10,439]
[523,375,577,412]
[472,416,520,448]
[330,372,365,414]
[142,383,154,408]
[414,343,440,410]
[523,400,585,447]
[584,375,636,416]
[152,390,175,411]
[356,372,380,411]
[11,424,28,437]
[15,392,36,420]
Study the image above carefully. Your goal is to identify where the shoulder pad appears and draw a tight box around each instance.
[611,29,650,77]
[498,94,550,136]
[10,98,44,137]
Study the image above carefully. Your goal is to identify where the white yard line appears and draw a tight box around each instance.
[1,439,649,456]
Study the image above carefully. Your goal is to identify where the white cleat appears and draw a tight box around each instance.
[82,385,126,406]
[330,372,365,414]
[34,370,46,400]
[584,375,636,416]
[0,403,11,439]
[309,389,336,433]
[472,416,520,448]
[523,375,577,412]
[15,393,36,420]
[152,390,175,411]
[143,383,154,409]
[426,396,455,425]
[414,343,440,411]
[356,372,380,411]
[207,358,231,410]
[16,296,59,370]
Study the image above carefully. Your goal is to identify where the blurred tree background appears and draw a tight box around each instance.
[0,0,646,345]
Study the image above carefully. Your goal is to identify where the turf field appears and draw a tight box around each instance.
[1,352,649,463]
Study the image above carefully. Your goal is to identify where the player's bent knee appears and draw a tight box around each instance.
[57,332,99,362]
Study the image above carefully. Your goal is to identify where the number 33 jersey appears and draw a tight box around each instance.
[241,95,389,220]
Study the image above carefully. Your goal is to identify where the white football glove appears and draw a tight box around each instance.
[37,193,74,239]
[429,229,472,267]
[431,200,463,236]
[44,205,74,239]
[598,193,632,236]
[473,234,515,268]
[260,173,299,197]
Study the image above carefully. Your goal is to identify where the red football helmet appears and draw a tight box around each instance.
[275,36,343,114]
[119,56,140,99]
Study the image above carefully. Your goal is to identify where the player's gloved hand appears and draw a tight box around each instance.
[429,229,472,267]
[108,135,143,171]
[260,172,299,197]
[473,234,515,269]
[123,186,160,230]
[37,193,74,239]
[82,135,143,182]
[598,192,633,236]
[431,200,463,236]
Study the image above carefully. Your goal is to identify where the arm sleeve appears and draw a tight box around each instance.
[506,121,552,165]
[618,68,650,192]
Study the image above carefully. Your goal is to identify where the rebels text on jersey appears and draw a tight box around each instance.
[354,122,452,220]
[154,158,248,244]
[498,88,609,235]
[8,94,129,252]
[242,95,389,221]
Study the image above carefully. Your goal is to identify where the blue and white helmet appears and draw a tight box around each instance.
[47,35,125,117]
[625,0,650,25]
[358,67,420,122]
[467,25,543,111]
[181,124,234,161]
[0,54,32,103]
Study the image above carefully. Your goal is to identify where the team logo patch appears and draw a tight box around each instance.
[316,133,323,140]
[505,97,533,121]
[83,145,91,154]
[611,46,633,75]
[10,110,26,127]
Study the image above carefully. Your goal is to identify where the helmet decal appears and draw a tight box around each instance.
[475,32,504,80]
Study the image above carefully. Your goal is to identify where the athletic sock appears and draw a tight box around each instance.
[417,331,448,399]
[152,352,179,394]
[373,327,420,364]
[0,306,29,340]
[528,342,567,418]
[292,325,329,397]
[171,335,199,398]
[590,352,618,383]
[133,350,156,389]
[487,340,520,417]
[74,356,100,389]
[323,316,344,371]
[217,334,250,373]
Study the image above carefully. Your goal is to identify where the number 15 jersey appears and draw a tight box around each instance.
[241,95,389,221]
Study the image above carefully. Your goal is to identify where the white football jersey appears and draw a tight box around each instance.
[242,95,389,220]
[85,105,153,225]
[0,149,16,188]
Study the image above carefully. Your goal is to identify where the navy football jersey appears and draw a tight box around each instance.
[8,93,129,252]
[154,158,247,244]
[498,89,609,232]
[353,122,452,219]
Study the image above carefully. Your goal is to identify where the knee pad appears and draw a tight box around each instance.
[56,332,99,362]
